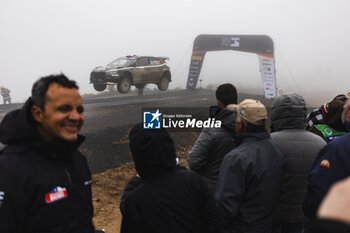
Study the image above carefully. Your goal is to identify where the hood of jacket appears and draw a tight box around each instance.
[0,98,84,158]
[214,105,236,132]
[129,124,176,178]
[271,94,307,132]
[0,98,38,144]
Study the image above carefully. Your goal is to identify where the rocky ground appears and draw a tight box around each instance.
[91,131,199,233]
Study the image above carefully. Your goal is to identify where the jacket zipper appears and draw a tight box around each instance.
[64,169,74,188]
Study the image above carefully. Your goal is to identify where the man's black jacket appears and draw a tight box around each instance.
[188,107,236,194]
[0,98,95,233]
[120,170,220,233]
[120,123,220,233]
[215,131,286,233]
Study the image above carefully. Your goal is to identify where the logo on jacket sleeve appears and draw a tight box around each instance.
[45,186,68,204]
[84,180,92,186]
[0,191,4,208]
[320,159,330,168]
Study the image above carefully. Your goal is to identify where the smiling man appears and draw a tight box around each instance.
[0,74,97,233]
[31,82,84,142]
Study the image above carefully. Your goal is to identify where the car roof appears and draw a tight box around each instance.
[124,55,167,59]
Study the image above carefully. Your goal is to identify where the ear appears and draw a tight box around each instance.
[31,105,44,123]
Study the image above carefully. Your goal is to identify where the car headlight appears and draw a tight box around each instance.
[106,71,120,76]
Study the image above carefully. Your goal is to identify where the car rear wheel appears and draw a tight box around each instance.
[93,83,107,92]
[117,75,131,94]
[158,74,169,91]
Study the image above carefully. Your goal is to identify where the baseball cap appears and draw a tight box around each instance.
[346,91,350,99]
[237,99,267,126]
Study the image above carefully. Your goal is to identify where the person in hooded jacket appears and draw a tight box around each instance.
[270,94,326,233]
[188,83,237,194]
[306,94,347,130]
[215,99,285,233]
[0,74,99,233]
[120,124,220,233]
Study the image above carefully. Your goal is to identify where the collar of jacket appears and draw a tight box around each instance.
[4,134,85,160]
[236,130,270,146]
[214,108,236,132]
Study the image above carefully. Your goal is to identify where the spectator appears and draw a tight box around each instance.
[0,87,11,104]
[120,124,219,233]
[309,99,346,143]
[270,94,326,233]
[304,177,350,233]
[215,99,285,233]
[188,83,237,194]
[0,74,98,233]
[304,98,350,219]
[306,94,347,129]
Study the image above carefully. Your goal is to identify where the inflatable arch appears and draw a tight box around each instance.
[186,34,276,98]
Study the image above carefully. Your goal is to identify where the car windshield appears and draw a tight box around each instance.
[107,57,135,67]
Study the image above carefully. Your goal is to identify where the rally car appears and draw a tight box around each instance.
[90,55,171,94]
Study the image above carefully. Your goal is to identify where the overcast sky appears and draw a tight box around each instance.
[1,0,349,104]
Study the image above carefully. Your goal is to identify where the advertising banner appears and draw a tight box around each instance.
[257,54,276,99]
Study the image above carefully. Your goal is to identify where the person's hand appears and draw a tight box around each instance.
[318,177,350,223]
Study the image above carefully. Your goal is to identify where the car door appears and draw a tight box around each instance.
[134,57,151,84]
[149,58,163,83]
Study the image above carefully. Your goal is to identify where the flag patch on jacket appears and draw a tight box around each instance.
[45,186,68,204]
[320,159,330,168]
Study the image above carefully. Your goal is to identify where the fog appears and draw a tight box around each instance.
[1,0,350,106]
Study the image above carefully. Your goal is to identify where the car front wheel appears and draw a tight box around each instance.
[93,83,107,92]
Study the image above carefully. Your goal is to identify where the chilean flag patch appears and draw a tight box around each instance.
[45,186,68,204]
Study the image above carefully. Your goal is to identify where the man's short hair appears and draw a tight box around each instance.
[215,83,237,106]
[31,74,79,110]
